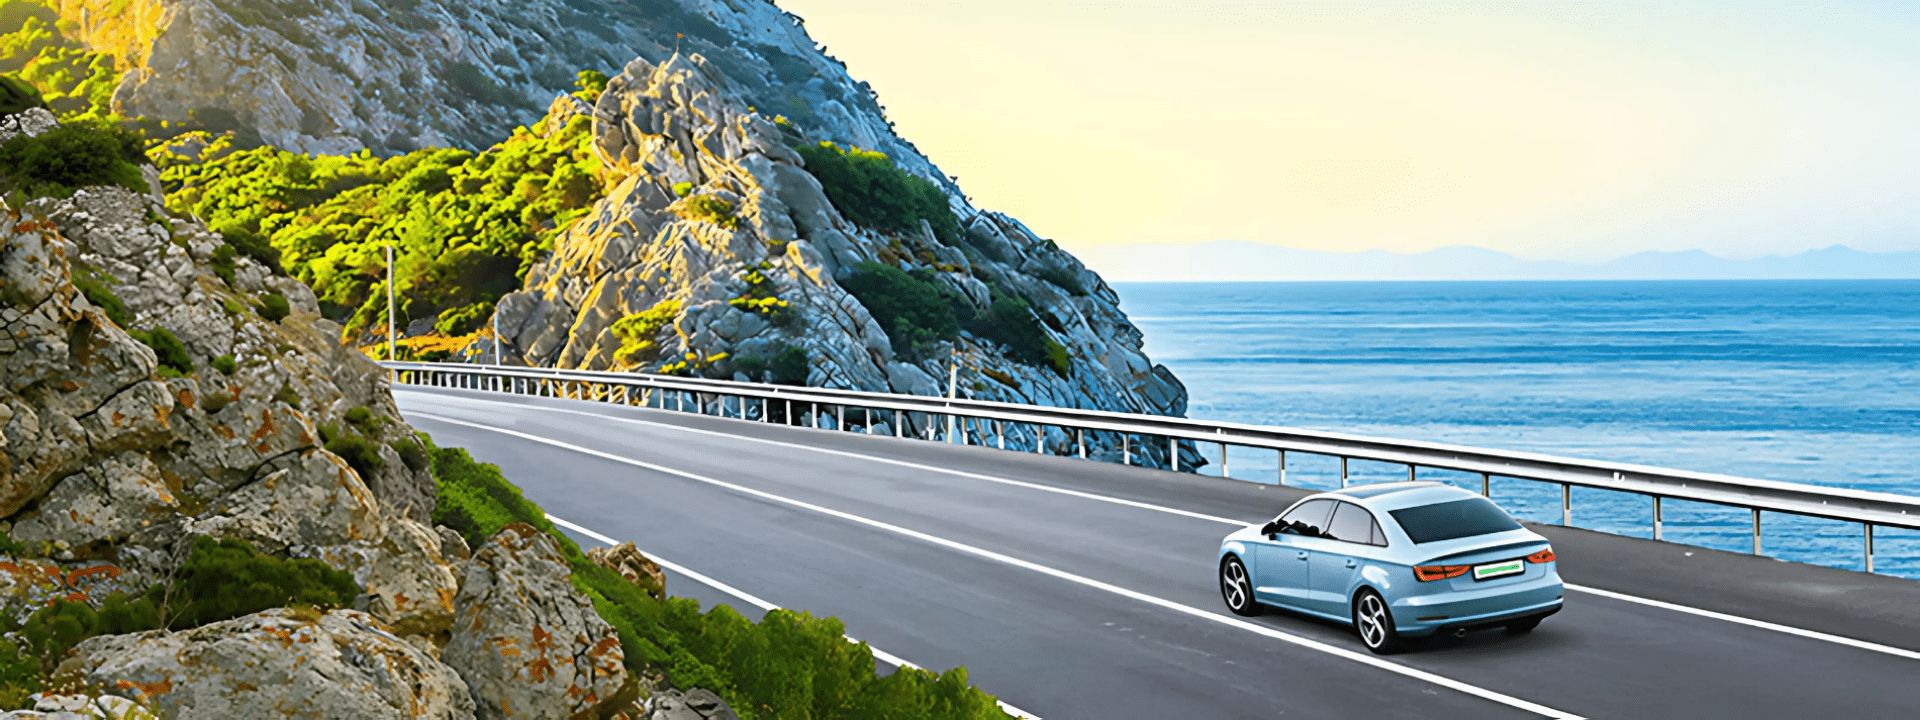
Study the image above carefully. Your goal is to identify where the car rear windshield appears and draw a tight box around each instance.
[1389,498,1521,544]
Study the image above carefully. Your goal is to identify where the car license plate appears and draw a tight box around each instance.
[1473,560,1524,580]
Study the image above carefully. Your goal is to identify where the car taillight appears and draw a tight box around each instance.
[1526,548,1556,564]
[1413,565,1471,582]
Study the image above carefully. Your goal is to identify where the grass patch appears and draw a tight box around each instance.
[796,141,959,245]
[258,292,291,322]
[128,326,192,378]
[0,120,145,198]
[610,299,682,365]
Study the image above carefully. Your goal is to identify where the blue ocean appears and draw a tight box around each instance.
[1114,280,1920,578]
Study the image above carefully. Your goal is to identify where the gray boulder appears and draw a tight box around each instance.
[59,608,475,719]
[445,524,631,719]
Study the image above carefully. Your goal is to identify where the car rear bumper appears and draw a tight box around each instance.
[1388,576,1564,636]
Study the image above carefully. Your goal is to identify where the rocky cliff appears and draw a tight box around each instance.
[51,0,1196,467]
[492,55,1194,466]
[0,110,656,717]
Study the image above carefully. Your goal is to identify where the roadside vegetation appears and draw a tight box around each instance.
[423,434,1009,719]
[843,261,1069,376]
[796,140,960,245]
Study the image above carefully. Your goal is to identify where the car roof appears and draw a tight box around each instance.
[1319,482,1482,511]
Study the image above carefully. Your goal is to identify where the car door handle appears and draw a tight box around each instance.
[1296,551,1309,561]
[1344,558,1357,569]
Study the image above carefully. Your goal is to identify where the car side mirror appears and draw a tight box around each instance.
[1259,520,1281,538]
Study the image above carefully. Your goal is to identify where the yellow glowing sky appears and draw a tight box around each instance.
[777,1,1920,262]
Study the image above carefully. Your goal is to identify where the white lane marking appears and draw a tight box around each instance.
[1564,583,1920,661]
[414,393,1249,527]
[544,514,1043,719]
[412,411,1583,719]
[405,392,1920,663]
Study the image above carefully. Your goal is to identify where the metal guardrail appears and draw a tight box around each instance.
[382,361,1918,573]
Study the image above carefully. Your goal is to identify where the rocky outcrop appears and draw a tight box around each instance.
[53,0,934,176]
[58,608,475,718]
[0,693,156,719]
[587,542,666,600]
[445,524,631,720]
[646,689,738,720]
[491,56,1196,467]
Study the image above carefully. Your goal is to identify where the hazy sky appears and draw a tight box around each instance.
[776,1,1920,261]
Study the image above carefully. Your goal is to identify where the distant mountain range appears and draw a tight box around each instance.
[1080,241,1920,282]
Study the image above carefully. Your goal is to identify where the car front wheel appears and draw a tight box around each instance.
[1220,556,1260,616]
[1353,588,1403,654]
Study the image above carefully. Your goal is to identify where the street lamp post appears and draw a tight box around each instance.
[385,245,395,362]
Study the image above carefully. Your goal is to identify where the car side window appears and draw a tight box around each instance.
[1327,502,1385,546]
[1278,499,1334,537]
[1369,518,1388,546]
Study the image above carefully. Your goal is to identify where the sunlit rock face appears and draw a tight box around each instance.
[490,55,1196,467]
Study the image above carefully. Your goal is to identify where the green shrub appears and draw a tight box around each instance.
[574,69,609,102]
[155,536,358,629]
[258,292,291,322]
[221,229,282,274]
[0,74,45,115]
[434,301,491,336]
[842,262,960,360]
[426,435,578,553]
[129,326,192,378]
[671,181,693,198]
[970,294,1066,376]
[71,265,130,327]
[390,438,430,474]
[324,429,383,481]
[795,141,959,245]
[679,194,739,229]
[770,344,809,386]
[210,242,237,285]
[273,383,302,408]
[610,299,682,365]
[0,120,146,198]
[1035,264,1085,295]
[212,354,237,374]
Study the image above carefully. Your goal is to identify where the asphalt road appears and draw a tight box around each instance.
[396,387,1920,719]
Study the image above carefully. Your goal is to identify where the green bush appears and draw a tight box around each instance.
[671,181,693,198]
[680,194,739,229]
[426,435,578,553]
[434,301,491,336]
[258,292,291,322]
[129,326,192,378]
[71,265,130,327]
[0,2,120,119]
[324,428,383,481]
[795,141,959,245]
[574,69,609,102]
[212,354,237,374]
[390,438,430,474]
[272,383,302,409]
[770,344,809,386]
[0,74,44,115]
[0,120,146,198]
[842,262,960,360]
[610,299,682,365]
[1035,264,1085,295]
[156,536,359,629]
[210,242,237,285]
[971,294,1067,376]
[221,229,282,275]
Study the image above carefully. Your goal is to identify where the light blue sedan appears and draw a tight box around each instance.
[1217,482,1563,654]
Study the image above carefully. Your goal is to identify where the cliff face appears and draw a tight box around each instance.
[493,56,1192,465]
[57,0,932,172]
[0,112,637,717]
[55,0,1195,465]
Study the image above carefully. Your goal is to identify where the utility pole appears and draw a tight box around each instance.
[385,245,395,362]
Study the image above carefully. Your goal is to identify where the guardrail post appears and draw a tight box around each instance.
[1751,510,1762,555]
[1170,437,1179,472]
[1122,435,1131,466]
[1340,457,1349,488]
[1652,496,1663,541]
[1407,465,1416,482]
[1865,524,1875,573]
[837,405,845,431]
[1562,483,1572,526]
[1035,427,1044,454]
[925,414,935,441]
[895,410,904,437]
[1219,441,1228,479]
[946,411,956,444]
[811,402,819,429]
[1277,450,1287,486]
[1480,472,1490,496]
[996,421,1005,449]
[1077,429,1086,459]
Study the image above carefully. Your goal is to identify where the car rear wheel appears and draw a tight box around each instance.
[1220,556,1260,616]
[1353,588,1403,654]
[1505,616,1543,634]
